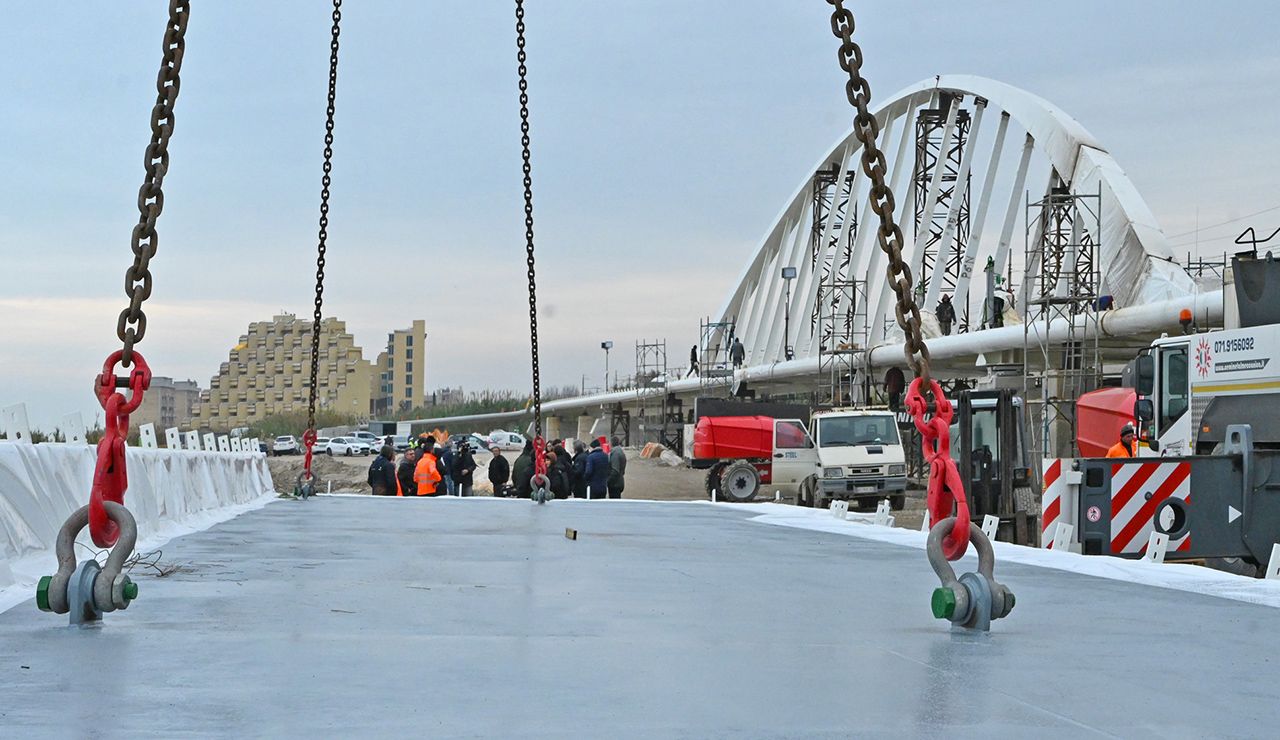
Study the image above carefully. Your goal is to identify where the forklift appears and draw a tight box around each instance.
[954,389,1039,545]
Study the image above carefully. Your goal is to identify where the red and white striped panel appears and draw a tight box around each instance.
[1040,458,1064,548]
[1109,461,1191,555]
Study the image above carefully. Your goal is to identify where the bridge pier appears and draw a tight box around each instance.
[576,414,601,443]
[544,415,564,441]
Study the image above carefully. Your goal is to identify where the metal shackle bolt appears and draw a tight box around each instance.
[36,502,140,620]
[531,474,550,504]
[926,516,1014,630]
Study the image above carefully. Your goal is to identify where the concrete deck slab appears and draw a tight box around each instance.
[1,497,1276,738]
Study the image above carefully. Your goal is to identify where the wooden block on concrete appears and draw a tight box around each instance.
[564,528,578,541]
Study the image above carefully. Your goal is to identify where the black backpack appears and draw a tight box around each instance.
[368,457,386,486]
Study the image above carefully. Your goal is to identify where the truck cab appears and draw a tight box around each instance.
[798,409,908,510]
[1133,324,1280,456]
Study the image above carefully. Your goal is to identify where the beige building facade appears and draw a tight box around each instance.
[191,313,375,431]
[132,376,201,431]
[371,319,426,416]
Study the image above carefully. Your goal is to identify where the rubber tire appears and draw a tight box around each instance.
[1204,557,1259,577]
[720,461,760,503]
[705,462,727,500]
[327,449,333,456]
[890,494,906,511]
[796,478,812,507]
[345,448,352,457]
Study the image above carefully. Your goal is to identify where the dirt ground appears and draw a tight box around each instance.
[265,447,932,525]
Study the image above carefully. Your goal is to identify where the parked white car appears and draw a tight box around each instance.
[352,431,381,448]
[272,435,299,456]
[487,431,527,451]
[327,436,371,456]
[313,437,332,454]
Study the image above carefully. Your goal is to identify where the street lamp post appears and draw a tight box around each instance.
[601,340,613,391]
[781,266,797,360]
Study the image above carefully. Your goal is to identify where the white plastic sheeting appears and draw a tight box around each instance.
[0,443,275,612]
[728,502,1280,609]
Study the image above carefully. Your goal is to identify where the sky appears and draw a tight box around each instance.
[2,1,1278,432]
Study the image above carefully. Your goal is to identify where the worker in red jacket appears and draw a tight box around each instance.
[1106,424,1138,458]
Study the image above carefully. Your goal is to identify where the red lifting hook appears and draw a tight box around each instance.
[905,377,971,560]
[88,351,151,548]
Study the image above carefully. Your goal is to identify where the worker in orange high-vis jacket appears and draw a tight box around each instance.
[1106,424,1138,458]
[414,436,443,496]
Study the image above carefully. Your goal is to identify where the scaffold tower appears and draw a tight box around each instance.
[1022,180,1103,461]
[913,91,972,304]
[815,277,868,407]
[698,317,736,397]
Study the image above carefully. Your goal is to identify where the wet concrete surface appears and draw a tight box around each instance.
[1,497,1275,738]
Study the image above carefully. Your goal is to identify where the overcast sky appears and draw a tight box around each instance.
[2,1,1278,432]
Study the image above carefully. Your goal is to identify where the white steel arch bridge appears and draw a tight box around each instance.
[412,75,1223,434]
[713,74,1201,372]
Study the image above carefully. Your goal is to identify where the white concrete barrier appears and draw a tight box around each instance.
[0,442,274,611]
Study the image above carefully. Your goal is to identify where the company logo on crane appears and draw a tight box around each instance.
[1195,338,1212,377]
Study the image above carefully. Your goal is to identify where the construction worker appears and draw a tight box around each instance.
[730,337,746,368]
[414,435,443,496]
[936,294,956,336]
[1106,424,1138,458]
[686,345,699,377]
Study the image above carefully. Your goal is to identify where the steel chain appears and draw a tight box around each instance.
[116,0,190,368]
[826,1,929,387]
[305,0,342,472]
[827,1,970,559]
[515,0,545,471]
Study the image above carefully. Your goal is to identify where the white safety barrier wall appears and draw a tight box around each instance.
[0,443,274,607]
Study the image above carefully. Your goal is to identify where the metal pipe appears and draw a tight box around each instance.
[405,290,1224,429]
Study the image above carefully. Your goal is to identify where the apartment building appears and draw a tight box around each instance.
[132,376,202,430]
[371,320,426,416]
[190,313,375,431]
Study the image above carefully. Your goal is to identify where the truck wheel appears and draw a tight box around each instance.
[890,494,906,511]
[720,461,759,502]
[705,462,727,500]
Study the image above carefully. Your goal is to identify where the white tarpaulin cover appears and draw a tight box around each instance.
[0,442,275,612]
[723,502,1280,609]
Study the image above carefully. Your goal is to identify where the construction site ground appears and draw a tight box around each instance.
[3,494,1276,737]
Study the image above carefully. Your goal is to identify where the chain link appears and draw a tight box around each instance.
[116,0,190,368]
[306,0,342,440]
[826,1,930,387]
[515,0,543,443]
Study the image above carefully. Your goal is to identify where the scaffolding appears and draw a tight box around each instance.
[634,340,670,446]
[913,92,972,307]
[809,162,859,333]
[1022,180,1103,462]
[815,277,868,408]
[698,317,737,397]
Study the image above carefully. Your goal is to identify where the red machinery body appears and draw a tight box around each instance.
[692,415,774,462]
[1076,386,1136,457]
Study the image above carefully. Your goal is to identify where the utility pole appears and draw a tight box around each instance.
[601,341,613,392]
[781,266,797,360]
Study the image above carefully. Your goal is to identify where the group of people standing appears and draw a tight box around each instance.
[488,435,627,499]
[369,433,627,500]
[367,434,476,497]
